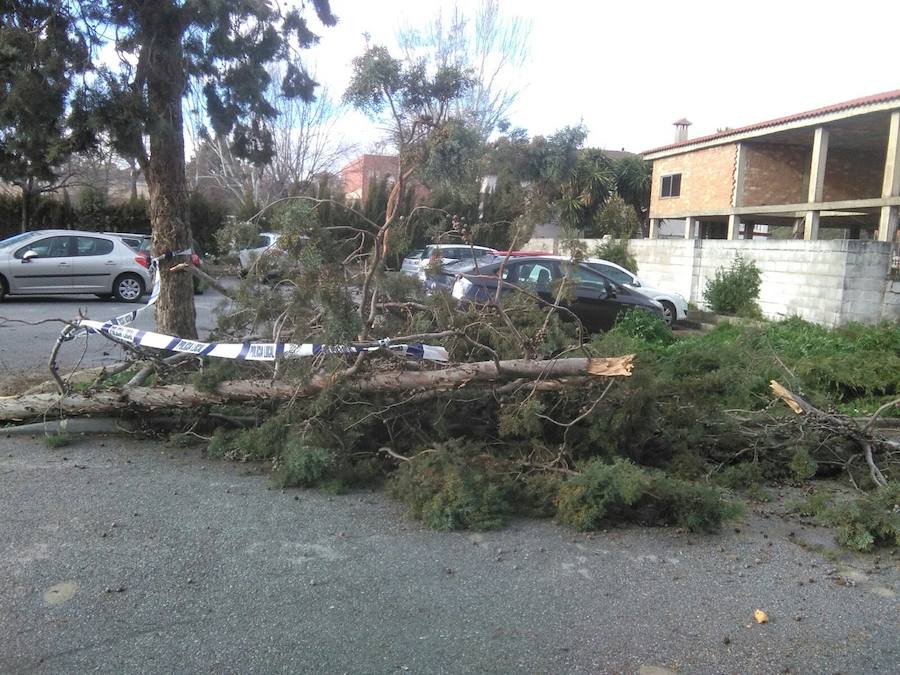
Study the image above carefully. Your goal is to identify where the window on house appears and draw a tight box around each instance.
[661,173,682,198]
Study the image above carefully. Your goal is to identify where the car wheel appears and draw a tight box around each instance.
[0,275,7,302]
[113,273,145,303]
[660,301,676,327]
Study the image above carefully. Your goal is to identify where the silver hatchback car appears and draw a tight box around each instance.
[0,230,154,302]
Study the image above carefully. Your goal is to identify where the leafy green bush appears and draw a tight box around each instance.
[703,254,762,316]
[594,237,637,274]
[556,459,740,533]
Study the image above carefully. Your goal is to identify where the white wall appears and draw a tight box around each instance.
[525,237,898,327]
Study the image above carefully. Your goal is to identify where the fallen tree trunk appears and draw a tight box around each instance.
[0,355,634,422]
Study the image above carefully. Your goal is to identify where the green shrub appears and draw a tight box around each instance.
[276,443,333,488]
[703,254,762,316]
[556,459,740,533]
[594,237,637,274]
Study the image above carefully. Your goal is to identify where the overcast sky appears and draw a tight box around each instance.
[300,0,899,155]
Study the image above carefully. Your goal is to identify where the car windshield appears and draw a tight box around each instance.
[0,232,37,249]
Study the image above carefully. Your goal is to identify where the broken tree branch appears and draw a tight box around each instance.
[771,380,891,488]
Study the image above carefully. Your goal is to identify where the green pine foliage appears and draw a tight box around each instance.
[556,459,740,533]
[789,484,900,552]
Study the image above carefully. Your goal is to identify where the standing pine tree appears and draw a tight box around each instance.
[0,3,93,231]
[73,1,336,338]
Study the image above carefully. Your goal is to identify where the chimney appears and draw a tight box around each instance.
[673,118,692,143]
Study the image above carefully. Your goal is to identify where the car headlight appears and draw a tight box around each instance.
[451,276,471,300]
[418,269,427,282]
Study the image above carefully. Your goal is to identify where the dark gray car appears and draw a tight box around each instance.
[449,256,665,333]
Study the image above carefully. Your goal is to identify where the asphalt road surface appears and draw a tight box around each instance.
[0,288,229,380]
[2,436,898,674]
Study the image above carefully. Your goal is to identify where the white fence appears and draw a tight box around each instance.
[525,237,899,327]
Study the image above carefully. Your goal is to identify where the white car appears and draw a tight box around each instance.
[581,258,687,325]
[238,232,281,276]
[542,255,687,325]
[0,229,153,302]
[401,244,497,280]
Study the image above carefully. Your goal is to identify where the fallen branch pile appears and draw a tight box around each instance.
[771,381,899,487]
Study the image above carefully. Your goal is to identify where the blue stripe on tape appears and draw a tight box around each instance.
[312,344,321,355]
[133,330,146,346]
[101,322,113,334]
[165,337,181,351]
[236,342,251,360]
[199,343,216,356]
[276,342,285,358]
[406,344,424,359]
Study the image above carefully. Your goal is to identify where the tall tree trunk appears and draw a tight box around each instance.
[20,182,33,232]
[130,165,140,201]
[142,3,197,338]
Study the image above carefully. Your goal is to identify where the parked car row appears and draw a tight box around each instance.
[405,243,688,328]
[400,244,497,279]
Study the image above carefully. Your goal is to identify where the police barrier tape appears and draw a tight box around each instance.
[64,248,449,362]
[77,319,450,362]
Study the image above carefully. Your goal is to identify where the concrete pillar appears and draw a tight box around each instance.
[732,143,747,208]
[805,126,829,241]
[648,218,659,239]
[727,215,741,240]
[804,211,820,241]
[683,216,694,239]
[878,111,900,242]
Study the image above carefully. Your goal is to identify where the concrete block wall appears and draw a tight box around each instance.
[882,280,900,321]
[523,236,897,327]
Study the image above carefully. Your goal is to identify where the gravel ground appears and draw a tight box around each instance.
[1,435,897,674]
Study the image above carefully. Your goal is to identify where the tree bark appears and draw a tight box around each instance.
[0,355,634,422]
[20,182,33,232]
[141,3,197,339]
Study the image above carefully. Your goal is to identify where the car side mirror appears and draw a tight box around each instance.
[631,278,641,287]
[606,282,617,298]
[22,250,38,262]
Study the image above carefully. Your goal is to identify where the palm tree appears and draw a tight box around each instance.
[614,155,651,232]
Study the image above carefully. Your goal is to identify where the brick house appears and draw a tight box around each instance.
[338,154,400,203]
[642,90,900,243]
